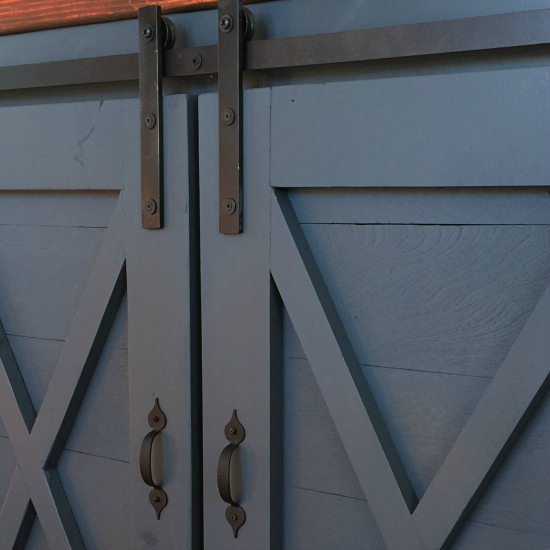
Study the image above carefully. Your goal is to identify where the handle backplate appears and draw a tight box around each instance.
[140,398,168,519]
[217,410,246,537]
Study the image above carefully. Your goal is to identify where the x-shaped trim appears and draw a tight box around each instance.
[271,190,550,550]
[0,196,126,549]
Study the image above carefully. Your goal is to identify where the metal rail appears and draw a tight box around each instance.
[2,8,550,91]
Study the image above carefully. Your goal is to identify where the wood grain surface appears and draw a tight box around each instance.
[278,182,550,548]
[0,0,270,36]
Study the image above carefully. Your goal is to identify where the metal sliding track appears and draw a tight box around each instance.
[2,8,550,91]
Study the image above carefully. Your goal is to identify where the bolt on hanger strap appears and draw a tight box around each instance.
[138,5,175,230]
[218,0,255,235]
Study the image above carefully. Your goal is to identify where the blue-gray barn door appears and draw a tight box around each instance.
[200,65,550,548]
[0,94,195,549]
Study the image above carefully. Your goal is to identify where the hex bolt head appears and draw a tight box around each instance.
[144,199,157,215]
[142,25,155,41]
[222,108,235,126]
[222,198,237,216]
[144,113,156,129]
[220,15,234,33]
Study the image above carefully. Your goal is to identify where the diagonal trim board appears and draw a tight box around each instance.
[413,266,550,548]
[270,190,425,550]
[0,194,126,550]
[0,467,34,548]
[270,189,550,550]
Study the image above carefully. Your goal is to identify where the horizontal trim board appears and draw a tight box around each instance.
[270,67,550,189]
[287,188,550,225]
[0,0,270,37]
[2,8,550,90]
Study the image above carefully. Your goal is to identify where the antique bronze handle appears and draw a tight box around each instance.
[217,410,246,538]
[140,398,168,519]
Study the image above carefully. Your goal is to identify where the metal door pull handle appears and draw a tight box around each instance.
[140,398,168,519]
[217,410,246,538]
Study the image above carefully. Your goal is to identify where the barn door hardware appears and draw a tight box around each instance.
[218,0,255,234]
[217,410,246,537]
[138,5,176,230]
[140,398,168,519]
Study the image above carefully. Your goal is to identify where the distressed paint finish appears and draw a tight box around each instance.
[0,0,270,36]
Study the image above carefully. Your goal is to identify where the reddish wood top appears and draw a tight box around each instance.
[0,0,267,36]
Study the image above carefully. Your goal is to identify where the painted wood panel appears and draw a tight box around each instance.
[284,486,550,550]
[200,89,281,548]
[0,98,137,547]
[58,450,130,550]
[0,225,109,341]
[0,101,125,191]
[123,94,197,548]
[284,355,491,501]
[296,223,550,378]
[271,69,550,188]
[283,348,550,537]
[0,191,118,228]
[64,302,129,463]
[281,188,550,545]
[283,485,386,550]
[288,188,550,226]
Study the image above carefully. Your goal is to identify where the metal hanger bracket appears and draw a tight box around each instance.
[218,0,255,235]
[138,5,175,230]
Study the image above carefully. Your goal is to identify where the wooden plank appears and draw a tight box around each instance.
[200,89,280,548]
[0,0,547,69]
[0,0,271,37]
[0,226,108,341]
[58,450,130,550]
[466,387,550,537]
[270,68,550,188]
[296,223,550,378]
[284,486,550,550]
[282,219,550,539]
[0,191,118,228]
[0,100,125,191]
[283,485,386,550]
[6,338,65,418]
[413,280,550,549]
[288,188,550,225]
[0,297,127,448]
[453,520,550,550]
[122,95,196,548]
[64,337,129,463]
[284,350,550,536]
[284,356,491,502]
[30,195,126,467]
[271,190,424,550]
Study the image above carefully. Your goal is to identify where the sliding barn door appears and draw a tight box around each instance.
[0,94,196,549]
[200,67,550,548]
